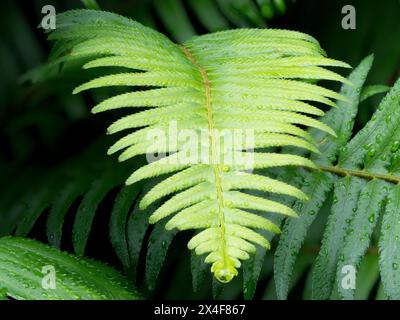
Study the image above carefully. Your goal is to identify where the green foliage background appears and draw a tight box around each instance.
[0,0,399,300]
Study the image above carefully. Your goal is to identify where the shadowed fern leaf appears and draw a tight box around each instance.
[130,0,290,42]
[47,10,349,283]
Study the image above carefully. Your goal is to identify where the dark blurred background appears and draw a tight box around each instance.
[0,0,399,299]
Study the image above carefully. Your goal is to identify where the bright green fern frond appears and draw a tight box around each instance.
[49,9,349,283]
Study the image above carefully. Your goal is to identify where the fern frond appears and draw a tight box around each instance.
[49,10,348,283]
[0,237,141,300]
[273,52,400,301]
[274,55,374,299]
[379,185,400,299]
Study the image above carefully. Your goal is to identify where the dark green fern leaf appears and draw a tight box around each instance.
[336,179,387,300]
[0,237,141,300]
[110,183,143,272]
[274,55,374,299]
[145,221,178,291]
[274,55,400,300]
[379,185,400,299]
[311,176,364,299]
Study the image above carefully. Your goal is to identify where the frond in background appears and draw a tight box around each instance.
[0,237,141,300]
[273,54,400,300]
[0,139,145,269]
[47,9,349,283]
[124,0,290,42]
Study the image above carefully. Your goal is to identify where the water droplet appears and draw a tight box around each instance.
[393,263,398,270]
[375,134,383,143]
[213,265,237,283]
[363,143,373,150]
[225,201,233,207]
[297,203,304,210]
[391,141,400,153]
[367,148,376,157]
[368,214,375,223]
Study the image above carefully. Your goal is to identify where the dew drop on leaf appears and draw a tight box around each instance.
[367,148,376,157]
[391,141,400,153]
[368,214,375,223]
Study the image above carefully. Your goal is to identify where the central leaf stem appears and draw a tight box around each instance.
[180,45,229,269]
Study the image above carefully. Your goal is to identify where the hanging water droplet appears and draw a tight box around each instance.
[393,263,398,270]
[214,267,237,283]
